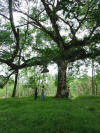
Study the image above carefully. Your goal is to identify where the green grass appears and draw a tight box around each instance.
[0,96,100,133]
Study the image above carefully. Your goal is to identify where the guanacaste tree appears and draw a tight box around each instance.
[0,0,100,97]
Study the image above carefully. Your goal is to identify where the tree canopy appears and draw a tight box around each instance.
[0,0,100,70]
[0,0,100,96]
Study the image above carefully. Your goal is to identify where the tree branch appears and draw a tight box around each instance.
[7,0,20,63]
[0,13,9,20]
[41,0,65,49]
[58,16,76,39]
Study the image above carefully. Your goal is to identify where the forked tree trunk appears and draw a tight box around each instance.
[12,70,18,97]
[12,49,21,97]
[56,61,67,97]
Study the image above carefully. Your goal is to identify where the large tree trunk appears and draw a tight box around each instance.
[56,61,67,97]
[12,70,18,97]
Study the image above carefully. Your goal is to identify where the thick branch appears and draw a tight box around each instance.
[41,0,65,49]
[63,48,100,63]
[8,0,20,62]
[6,56,51,70]
[8,0,17,39]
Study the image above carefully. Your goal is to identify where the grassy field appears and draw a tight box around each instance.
[0,96,100,133]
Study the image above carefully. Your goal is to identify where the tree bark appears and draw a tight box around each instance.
[12,70,18,97]
[56,61,67,97]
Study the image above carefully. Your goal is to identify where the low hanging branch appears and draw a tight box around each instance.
[0,70,15,88]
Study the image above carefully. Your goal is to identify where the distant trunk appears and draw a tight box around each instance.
[17,80,20,97]
[95,82,97,95]
[12,70,18,97]
[91,59,95,95]
[5,83,8,98]
[56,61,67,97]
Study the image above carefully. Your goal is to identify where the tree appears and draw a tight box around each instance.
[16,0,100,97]
[0,0,46,96]
[0,0,100,97]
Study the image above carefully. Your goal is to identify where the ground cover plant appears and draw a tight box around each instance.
[0,96,100,133]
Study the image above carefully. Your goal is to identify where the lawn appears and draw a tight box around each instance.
[0,96,100,133]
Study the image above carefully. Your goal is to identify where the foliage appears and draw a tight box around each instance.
[70,75,92,97]
[0,0,100,69]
